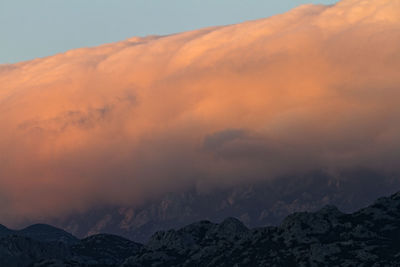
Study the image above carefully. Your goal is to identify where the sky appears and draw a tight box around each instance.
[0,0,337,64]
[0,0,399,225]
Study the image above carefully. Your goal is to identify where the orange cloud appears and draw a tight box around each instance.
[0,0,399,225]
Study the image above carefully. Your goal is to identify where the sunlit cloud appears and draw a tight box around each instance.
[0,0,399,225]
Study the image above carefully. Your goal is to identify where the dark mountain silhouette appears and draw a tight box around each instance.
[0,223,78,244]
[3,190,400,266]
[71,234,142,266]
[18,223,79,244]
[0,224,12,237]
[0,235,71,267]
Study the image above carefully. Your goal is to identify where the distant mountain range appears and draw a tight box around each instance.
[53,170,400,243]
[3,189,400,266]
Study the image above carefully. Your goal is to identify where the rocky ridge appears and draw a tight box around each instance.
[3,191,400,266]
[56,170,400,243]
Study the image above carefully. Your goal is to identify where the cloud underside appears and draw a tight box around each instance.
[0,0,400,224]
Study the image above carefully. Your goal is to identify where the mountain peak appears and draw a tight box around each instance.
[0,224,12,237]
[19,223,78,244]
[22,223,63,232]
[218,217,249,234]
[0,224,9,230]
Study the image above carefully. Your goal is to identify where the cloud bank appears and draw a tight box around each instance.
[0,0,400,225]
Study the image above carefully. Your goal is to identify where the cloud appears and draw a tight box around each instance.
[203,129,247,150]
[0,0,400,225]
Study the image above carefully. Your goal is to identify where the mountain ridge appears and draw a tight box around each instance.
[3,190,400,266]
[54,170,400,243]
[0,223,79,244]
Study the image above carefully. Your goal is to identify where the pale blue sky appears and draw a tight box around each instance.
[0,0,337,64]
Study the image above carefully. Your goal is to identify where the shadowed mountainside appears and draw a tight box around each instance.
[0,223,78,244]
[3,190,400,266]
[54,170,400,243]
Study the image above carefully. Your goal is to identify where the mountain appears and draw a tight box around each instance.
[123,191,400,266]
[0,232,142,266]
[54,170,400,243]
[0,224,13,237]
[0,235,71,267]
[18,224,79,244]
[3,190,400,266]
[71,234,142,266]
[1,0,399,264]
[0,223,79,245]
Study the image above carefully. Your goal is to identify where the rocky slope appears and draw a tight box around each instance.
[55,170,400,243]
[3,190,400,266]
[122,193,400,266]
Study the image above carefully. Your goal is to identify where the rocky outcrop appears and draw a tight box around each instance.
[71,234,142,266]
[122,192,400,266]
